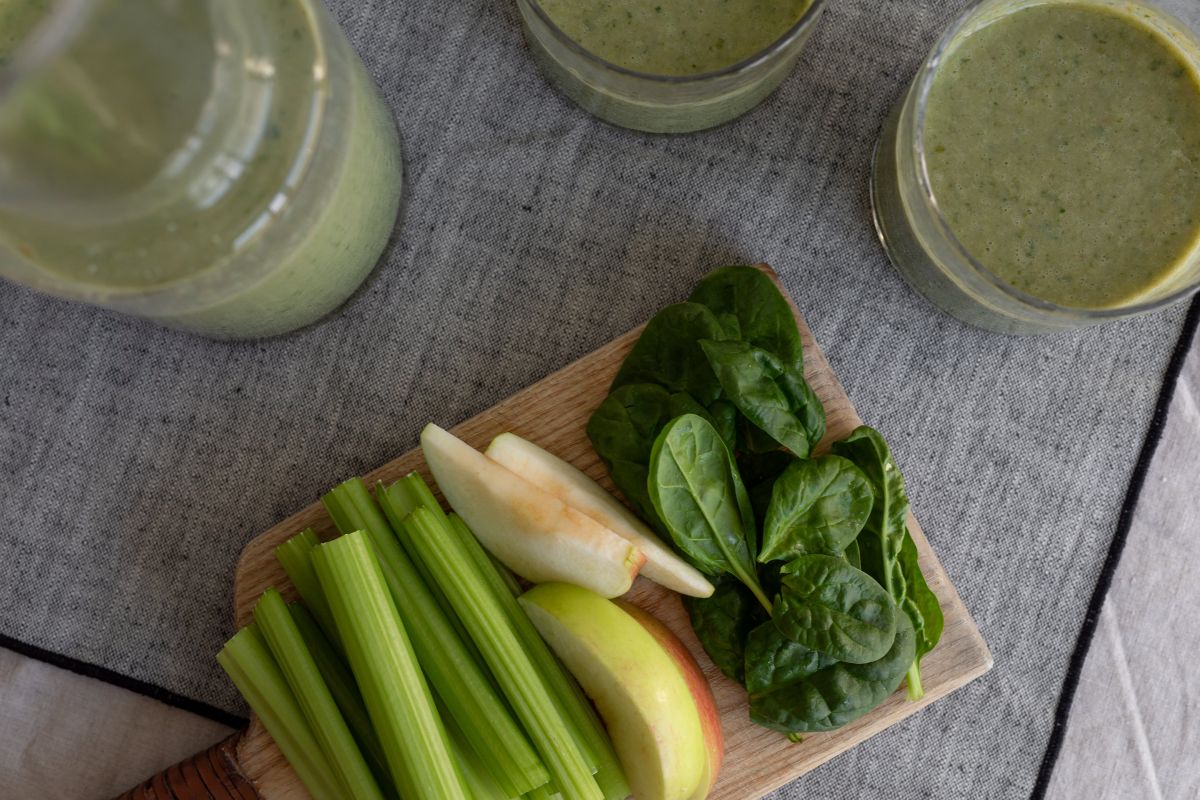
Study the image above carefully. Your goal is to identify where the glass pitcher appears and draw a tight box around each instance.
[0,0,403,338]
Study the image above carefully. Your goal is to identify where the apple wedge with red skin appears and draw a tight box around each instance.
[616,600,724,800]
[421,424,645,597]
[520,583,724,800]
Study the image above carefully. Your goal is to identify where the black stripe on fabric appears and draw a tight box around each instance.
[0,632,247,729]
[1030,294,1200,800]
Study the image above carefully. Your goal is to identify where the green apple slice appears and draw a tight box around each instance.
[520,583,712,800]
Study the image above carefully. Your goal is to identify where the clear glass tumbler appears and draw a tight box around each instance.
[515,0,826,134]
[0,0,403,338]
[870,0,1200,334]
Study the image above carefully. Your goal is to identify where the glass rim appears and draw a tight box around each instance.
[908,0,1200,321]
[522,0,827,84]
[0,0,98,101]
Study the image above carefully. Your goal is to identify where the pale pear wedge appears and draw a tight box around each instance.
[421,424,645,598]
[485,432,714,598]
[520,584,710,800]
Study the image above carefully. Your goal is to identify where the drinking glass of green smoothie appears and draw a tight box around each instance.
[871,0,1200,334]
[515,0,826,133]
[0,0,403,338]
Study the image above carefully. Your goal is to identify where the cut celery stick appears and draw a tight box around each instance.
[323,479,546,797]
[446,513,630,800]
[399,507,602,800]
[524,784,558,800]
[379,472,612,784]
[288,602,393,795]
[489,550,523,598]
[255,589,385,800]
[440,696,525,800]
[312,532,468,800]
[373,478,485,663]
[217,624,346,800]
[276,529,341,648]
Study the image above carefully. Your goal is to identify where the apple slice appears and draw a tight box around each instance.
[616,601,724,800]
[520,583,714,800]
[421,424,645,598]
[485,433,714,598]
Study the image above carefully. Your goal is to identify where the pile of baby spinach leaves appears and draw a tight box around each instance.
[587,266,944,737]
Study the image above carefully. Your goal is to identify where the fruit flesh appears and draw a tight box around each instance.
[486,433,714,598]
[421,424,644,597]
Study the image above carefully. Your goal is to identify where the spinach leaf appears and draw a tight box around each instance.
[738,450,795,489]
[612,302,728,405]
[699,339,825,457]
[586,383,674,525]
[742,450,794,530]
[684,574,768,684]
[772,554,897,664]
[648,413,770,611]
[898,530,944,699]
[844,538,862,570]
[833,426,943,699]
[668,392,736,452]
[744,620,836,695]
[832,426,909,607]
[738,415,785,455]
[749,613,915,734]
[760,456,875,563]
[783,368,827,452]
[706,399,739,452]
[688,266,804,366]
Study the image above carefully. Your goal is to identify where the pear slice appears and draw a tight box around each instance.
[421,424,644,598]
[520,583,718,800]
[486,433,714,598]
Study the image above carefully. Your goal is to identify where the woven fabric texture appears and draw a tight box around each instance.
[0,0,1194,796]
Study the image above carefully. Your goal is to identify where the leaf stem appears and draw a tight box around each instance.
[905,662,925,701]
[745,575,773,614]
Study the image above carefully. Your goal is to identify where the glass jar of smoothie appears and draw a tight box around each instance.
[515,0,826,134]
[871,0,1200,334]
[0,0,403,339]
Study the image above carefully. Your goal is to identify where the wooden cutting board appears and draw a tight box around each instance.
[228,266,992,800]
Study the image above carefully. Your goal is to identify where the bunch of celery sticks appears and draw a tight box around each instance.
[218,473,628,800]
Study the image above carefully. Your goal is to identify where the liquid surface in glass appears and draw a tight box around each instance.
[536,0,812,75]
[923,1,1200,308]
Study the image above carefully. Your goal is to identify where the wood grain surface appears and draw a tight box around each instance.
[230,266,992,800]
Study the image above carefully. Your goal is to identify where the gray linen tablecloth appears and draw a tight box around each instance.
[2,0,1198,797]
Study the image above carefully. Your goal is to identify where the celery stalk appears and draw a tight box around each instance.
[276,529,341,648]
[373,476,472,636]
[323,479,546,797]
[489,550,524,598]
[312,532,468,800]
[379,473,621,790]
[216,624,346,800]
[440,697,525,800]
[523,784,557,800]
[399,507,602,800]
[254,589,385,800]
[288,602,394,794]
[446,514,629,800]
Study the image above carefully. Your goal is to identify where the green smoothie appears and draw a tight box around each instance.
[0,0,402,337]
[536,0,812,75]
[923,1,1200,309]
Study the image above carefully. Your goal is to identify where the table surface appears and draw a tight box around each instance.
[3,327,1195,800]
[4,0,1200,798]
[2,327,1195,800]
